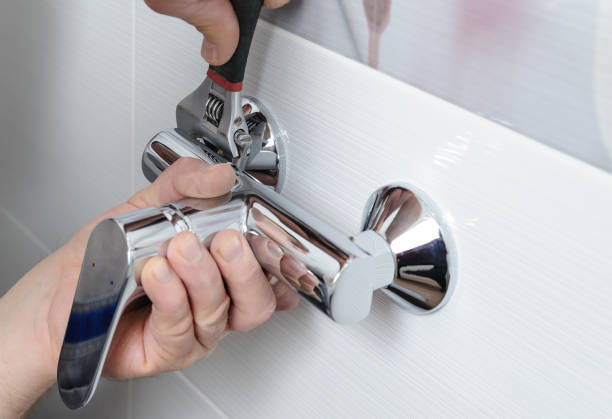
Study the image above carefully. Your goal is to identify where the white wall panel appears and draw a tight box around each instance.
[0,0,133,249]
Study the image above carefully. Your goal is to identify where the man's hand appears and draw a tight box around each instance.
[145,0,290,65]
[0,158,299,417]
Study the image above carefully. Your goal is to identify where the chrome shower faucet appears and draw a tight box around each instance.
[57,0,457,409]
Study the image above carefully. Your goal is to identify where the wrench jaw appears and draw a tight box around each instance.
[176,75,287,191]
[176,77,249,166]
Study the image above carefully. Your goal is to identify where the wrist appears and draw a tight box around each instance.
[0,248,76,415]
[0,356,51,418]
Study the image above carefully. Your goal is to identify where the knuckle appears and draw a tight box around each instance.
[194,295,229,331]
[230,319,252,332]
[240,261,263,284]
[256,296,276,324]
[221,262,262,291]
[218,294,231,312]
[153,307,193,338]
[196,322,226,349]
[232,297,275,332]
[194,347,214,362]
[195,298,230,348]
[197,295,230,324]
[264,299,277,318]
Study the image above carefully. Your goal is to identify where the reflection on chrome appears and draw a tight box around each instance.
[362,185,457,313]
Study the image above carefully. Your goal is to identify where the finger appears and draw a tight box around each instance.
[145,0,239,65]
[167,231,230,349]
[140,256,196,370]
[129,158,236,208]
[269,275,300,311]
[211,230,276,331]
[264,0,290,8]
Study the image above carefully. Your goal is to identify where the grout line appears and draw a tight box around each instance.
[130,0,137,196]
[174,371,230,419]
[0,205,51,255]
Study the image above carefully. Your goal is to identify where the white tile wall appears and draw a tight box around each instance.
[0,1,133,250]
[0,207,48,296]
[131,373,226,419]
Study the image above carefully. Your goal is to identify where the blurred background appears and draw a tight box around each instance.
[263,0,612,173]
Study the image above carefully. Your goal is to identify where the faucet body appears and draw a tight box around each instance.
[57,129,395,409]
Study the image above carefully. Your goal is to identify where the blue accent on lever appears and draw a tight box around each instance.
[64,301,118,344]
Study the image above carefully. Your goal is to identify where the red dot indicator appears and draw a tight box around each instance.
[92,263,96,268]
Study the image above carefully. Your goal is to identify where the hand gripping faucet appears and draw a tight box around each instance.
[57,0,457,409]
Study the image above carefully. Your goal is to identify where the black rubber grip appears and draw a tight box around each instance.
[209,0,263,86]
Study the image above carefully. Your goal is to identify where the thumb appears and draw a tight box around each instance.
[145,0,239,65]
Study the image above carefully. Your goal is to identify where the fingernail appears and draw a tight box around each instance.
[203,39,218,63]
[274,282,289,298]
[267,241,283,259]
[219,235,242,262]
[179,233,202,263]
[201,163,232,176]
[269,276,279,285]
[154,259,173,283]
